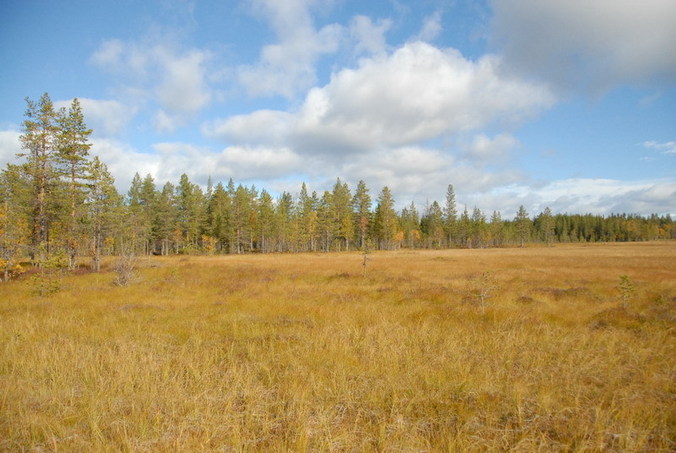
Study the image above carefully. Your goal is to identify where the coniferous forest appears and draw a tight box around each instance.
[1,94,674,279]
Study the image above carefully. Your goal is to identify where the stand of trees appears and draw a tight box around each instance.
[1,94,674,279]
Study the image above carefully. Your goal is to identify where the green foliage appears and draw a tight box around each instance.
[374,186,398,250]
[3,93,675,261]
[31,251,68,296]
[514,205,531,247]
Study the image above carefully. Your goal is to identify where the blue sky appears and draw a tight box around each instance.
[1,0,675,216]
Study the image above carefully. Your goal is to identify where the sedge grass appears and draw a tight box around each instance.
[0,242,674,452]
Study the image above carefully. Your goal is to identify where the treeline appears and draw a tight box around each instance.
[1,94,674,279]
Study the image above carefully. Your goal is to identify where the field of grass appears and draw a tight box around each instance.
[1,242,674,452]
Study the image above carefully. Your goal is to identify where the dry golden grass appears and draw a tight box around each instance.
[1,242,674,452]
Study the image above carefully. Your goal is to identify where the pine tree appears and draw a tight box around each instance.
[206,182,228,253]
[515,205,531,247]
[316,191,334,252]
[275,191,294,252]
[257,189,275,253]
[538,207,555,246]
[374,186,398,250]
[126,173,155,254]
[86,157,121,271]
[0,165,30,280]
[246,185,259,252]
[225,179,238,253]
[470,207,487,248]
[56,98,92,268]
[18,93,60,261]
[155,182,177,255]
[140,174,158,253]
[422,201,444,248]
[457,207,471,248]
[489,210,504,247]
[176,174,206,253]
[352,180,372,250]
[332,178,353,251]
[297,183,318,252]
[400,201,421,248]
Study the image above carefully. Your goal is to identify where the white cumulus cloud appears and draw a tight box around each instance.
[415,11,442,43]
[0,129,22,167]
[291,42,554,153]
[350,15,391,57]
[90,37,213,132]
[55,98,134,136]
[238,0,344,98]
[483,178,676,217]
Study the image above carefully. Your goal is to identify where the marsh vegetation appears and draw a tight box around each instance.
[1,243,674,451]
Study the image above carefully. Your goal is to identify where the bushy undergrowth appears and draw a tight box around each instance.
[0,243,674,452]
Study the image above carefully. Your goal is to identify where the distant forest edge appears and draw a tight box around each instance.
[1,93,674,279]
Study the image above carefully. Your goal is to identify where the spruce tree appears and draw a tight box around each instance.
[470,207,487,248]
[444,184,458,247]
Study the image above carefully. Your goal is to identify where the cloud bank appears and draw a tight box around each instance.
[491,0,676,93]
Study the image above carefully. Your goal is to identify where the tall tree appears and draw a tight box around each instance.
[225,179,238,253]
[444,184,458,247]
[316,191,334,252]
[86,157,121,271]
[56,98,92,268]
[176,174,206,252]
[422,201,444,248]
[18,93,60,261]
[297,183,318,252]
[457,207,471,248]
[257,189,275,253]
[470,207,487,248]
[374,186,398,250]
[155,182,178,255]
[538,207,555,246]
[332,178,353,251]
[515,205,531,247]
[352,180,372,250]
[126,173,154,254]
[206,182,228,253]
[275,191,295,252]
[489,210,504,247]
[400,201,421,248]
